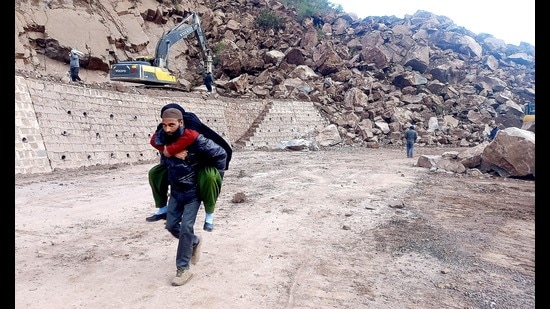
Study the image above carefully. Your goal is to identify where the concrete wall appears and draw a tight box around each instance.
[15,76,329,175]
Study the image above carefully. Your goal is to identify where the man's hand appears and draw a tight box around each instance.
[173,150,189,160]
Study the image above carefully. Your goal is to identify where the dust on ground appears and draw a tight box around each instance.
[15,146,535,309]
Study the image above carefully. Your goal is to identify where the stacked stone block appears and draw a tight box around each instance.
[241,100,329,150]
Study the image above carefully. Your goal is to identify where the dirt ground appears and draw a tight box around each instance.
[15,146,535,309]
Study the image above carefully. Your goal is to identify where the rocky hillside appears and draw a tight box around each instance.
[15,0,535,147]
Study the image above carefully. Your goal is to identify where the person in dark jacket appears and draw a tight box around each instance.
[204,72,213,94]
[487,123,500,141]
[145,103,232,234]
[150,106,227,286]
[403,125,418,158]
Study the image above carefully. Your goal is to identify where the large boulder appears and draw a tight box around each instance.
[481,127,535,177]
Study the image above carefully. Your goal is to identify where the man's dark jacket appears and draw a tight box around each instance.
[152,131,227,203]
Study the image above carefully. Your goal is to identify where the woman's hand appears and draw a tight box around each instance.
[173,149,188,160]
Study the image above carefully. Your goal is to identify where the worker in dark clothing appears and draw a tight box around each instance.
[403,125,418,158]
[486,121,500,141]
[204,72,213,94]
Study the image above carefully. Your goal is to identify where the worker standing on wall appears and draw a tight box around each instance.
[69,49,83,82]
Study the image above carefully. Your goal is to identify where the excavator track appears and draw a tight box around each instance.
[135,84,188,92]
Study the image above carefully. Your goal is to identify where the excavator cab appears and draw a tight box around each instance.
[135,56,155,66]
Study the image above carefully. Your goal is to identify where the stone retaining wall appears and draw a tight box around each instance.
[15,76,329,175]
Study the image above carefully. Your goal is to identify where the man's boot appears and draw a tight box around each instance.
[171,267,193,286]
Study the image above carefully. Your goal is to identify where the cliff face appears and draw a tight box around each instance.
[15,0,535,146]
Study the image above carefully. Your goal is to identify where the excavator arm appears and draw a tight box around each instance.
[154,13,212,73]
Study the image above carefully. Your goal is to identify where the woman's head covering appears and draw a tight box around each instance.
[161,103,186,117]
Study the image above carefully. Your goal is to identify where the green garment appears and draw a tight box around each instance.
[148,163,169,208]
[148,163,222,213]
[198,166,223,214]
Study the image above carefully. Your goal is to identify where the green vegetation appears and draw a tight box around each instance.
[213,42,225,54]
[212,55,219,68]
[211,42,225,67]
[316,28,326,40]
[280,0,343,21]
[255,0,343,30]
[255,9,285,30]
[433,104,447,116]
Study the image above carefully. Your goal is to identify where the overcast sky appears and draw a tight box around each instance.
[329,0,535,46]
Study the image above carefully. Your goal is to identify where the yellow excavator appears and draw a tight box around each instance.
[521,102,535,131]
[109,12,212,87]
